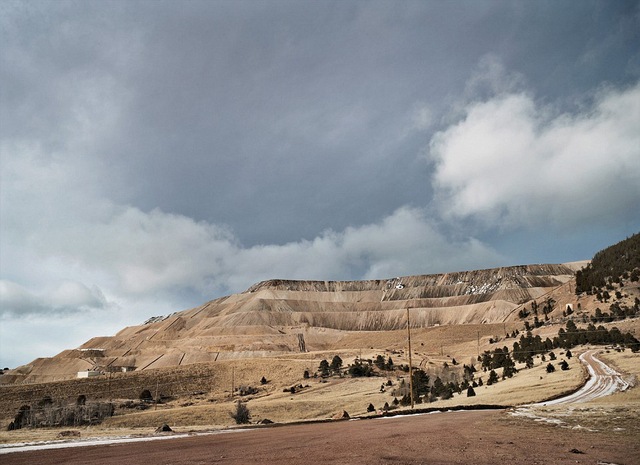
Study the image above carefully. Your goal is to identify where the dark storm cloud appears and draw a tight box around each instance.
[5,1,637,246]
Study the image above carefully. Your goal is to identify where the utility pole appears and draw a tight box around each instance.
[154,377,159,411]
[232,368,235,398]
[406,307,414,409]
[477,331,480,358]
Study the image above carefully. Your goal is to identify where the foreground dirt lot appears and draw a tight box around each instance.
[4,410,639,465]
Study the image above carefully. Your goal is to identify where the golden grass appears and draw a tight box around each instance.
[4,327,638,446]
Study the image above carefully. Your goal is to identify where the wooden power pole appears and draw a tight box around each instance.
[406,307,414,409]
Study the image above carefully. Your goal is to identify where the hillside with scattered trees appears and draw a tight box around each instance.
[576,232,640,294]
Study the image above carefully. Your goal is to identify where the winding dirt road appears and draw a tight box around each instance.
[535,349,629,406]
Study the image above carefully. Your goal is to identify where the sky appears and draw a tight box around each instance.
[1,0,639,368]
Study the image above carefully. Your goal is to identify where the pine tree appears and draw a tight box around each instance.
[319,359,330,377]
[230,401,251,424]
[467,387,476,397]
[331,355,343,373]
[546,363,556,373]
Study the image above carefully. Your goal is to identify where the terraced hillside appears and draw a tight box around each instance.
[4,263,582,384]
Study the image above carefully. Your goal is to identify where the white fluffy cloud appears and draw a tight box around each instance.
[429,81,640,228]
[1,137,502,323]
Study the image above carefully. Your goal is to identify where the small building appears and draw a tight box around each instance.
[77,370,103,378]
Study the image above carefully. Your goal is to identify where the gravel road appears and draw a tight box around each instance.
[535,349,628,406]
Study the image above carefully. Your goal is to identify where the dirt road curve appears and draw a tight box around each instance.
[535,349,629,406]
[3,410,639,465]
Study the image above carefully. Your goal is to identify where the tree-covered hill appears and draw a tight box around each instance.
[576,232,640,294]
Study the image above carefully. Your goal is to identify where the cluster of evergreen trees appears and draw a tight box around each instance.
[374,354,394,370]
[318,355,343,377]
[575,232,640,294]
[591,300,640,323]
[511,320,639,365]
[392,364,481,406]
[479,347,517,378]
[475,320,639,383]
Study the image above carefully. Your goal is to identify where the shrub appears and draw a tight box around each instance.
[260,376,267,385]
[238,385,258,396]
[546,363,556,373]
[139,389,153,402]
[367,403,375,412]
[230,401,251,424]
[560,360,569,371]
[303,370,310,379]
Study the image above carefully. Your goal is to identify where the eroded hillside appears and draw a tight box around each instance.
[4,264,581,384]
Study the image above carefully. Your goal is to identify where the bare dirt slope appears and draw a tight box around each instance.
[4,264,577,384]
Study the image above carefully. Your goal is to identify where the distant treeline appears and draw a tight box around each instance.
[576,232,640,294]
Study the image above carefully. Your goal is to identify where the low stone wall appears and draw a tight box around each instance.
[0,362,222,424]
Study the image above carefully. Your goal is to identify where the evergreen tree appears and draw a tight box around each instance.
[546,363,556,373]
[230,401,251,424]
[331,355,343,373]
[319,359,330,377]
[467,387,476,397]
[487,370,498,385]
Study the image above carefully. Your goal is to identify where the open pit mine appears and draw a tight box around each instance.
[3,263,581,384]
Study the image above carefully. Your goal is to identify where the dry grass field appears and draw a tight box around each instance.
[2,278,638,447]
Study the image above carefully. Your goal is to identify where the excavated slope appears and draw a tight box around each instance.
[3,264,577,384]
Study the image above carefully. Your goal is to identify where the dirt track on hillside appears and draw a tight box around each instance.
[535,350,629,406]
[4,410,638,465]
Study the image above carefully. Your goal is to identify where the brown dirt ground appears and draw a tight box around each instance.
[3,410,639,465]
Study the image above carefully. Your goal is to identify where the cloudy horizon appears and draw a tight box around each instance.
[1,0,639,368]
